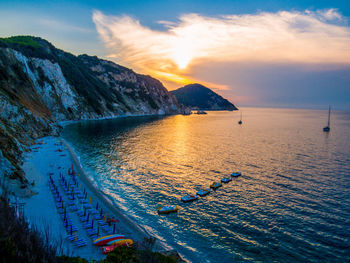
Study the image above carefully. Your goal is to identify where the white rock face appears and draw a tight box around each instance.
[11,49,80,121]
[33,58,77,110]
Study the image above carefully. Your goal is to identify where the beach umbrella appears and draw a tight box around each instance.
[91,220,94,229]
[100,208,103,216]
[87,213,89,222]
[64,209,66,221]
[84,207,86,216]
[113,224,115,234]
[74,231,77,241]
[97,226,99,237]
[96,203,99,210]
[70,225,72,236]
[85,192,87,199]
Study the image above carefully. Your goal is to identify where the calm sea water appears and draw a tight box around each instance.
[62,108,350,262]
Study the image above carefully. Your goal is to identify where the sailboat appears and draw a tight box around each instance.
[238,111,242,125]
[323,106,331,132]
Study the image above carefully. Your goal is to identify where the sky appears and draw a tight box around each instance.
[1,0,350,109]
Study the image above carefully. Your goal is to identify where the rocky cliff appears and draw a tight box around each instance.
[171,83,237,111]
[0,36,187,185]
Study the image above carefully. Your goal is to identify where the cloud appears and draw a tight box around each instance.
[92,9,350,107]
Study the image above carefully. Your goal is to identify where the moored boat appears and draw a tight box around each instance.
[196,189,211,197]
[157,205,179,214]
[181,194,199,202]
[221,177,232,183]
[93,234,125,246]
[210,182,222,190]
[231,172,242,177]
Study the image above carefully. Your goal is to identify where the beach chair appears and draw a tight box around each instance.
[86,227,99,237]
[65,222,78,232]
[101,225,114,234]
[79,198,88,204]
[79,215,89,223]
[73,239,87,247]
[69,205,78,212]
[89,209,99,215]
[83,204,92,210]
[83,221,94,229]
[77,210,85,217]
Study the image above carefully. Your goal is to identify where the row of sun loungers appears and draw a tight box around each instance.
[48,168,121,249]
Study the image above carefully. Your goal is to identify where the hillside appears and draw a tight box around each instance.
[171,83,237,111]
[0,36,188,185]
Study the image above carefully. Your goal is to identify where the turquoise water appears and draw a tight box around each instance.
[62,108,350,262]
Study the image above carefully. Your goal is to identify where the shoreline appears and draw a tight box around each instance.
[58,112,172,128]
[59,137,156,244]
[16,135,168,260]
[10,113,184,260]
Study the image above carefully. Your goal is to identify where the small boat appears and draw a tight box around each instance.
[157,205,179,214]
[238,111,242,125]
[231,172,242,177]
[181,194,199,202]
[197,189,211,197]
[221,177,232,183]
[93,234,125,246]
[101,239,133,254]
[323,105,331,132]
[210,182,222,190]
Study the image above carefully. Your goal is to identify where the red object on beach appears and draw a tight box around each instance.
[107,218,120,223]
[68,164,76,175]
[101,241,131,254]
[60,154,66,157]
[55,149,64,152]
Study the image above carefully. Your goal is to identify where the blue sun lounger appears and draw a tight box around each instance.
[86,227,99,237]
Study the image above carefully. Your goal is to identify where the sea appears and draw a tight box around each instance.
[61,108,350,262]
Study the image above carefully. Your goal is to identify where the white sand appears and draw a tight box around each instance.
[18,136,157,260]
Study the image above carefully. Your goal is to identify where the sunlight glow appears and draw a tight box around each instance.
[93,9,350,89]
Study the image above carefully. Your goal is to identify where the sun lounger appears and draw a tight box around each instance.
[74,240,87,247]
[89,209,99,215]
[77,210,85,217]
[94,214,104,220]
[83,220,93,228]
[79,215,89,223]
[69,205,78,212]
[67,200,76,206]
[101,225,114,233]
[83,204,92,210]
[79,199,88,204]
[86,227,98,236]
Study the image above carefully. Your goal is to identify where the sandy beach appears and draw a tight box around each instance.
[17,135,160,260]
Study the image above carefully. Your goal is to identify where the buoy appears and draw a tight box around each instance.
[74,231,77,241]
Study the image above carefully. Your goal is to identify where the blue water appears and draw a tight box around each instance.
[62,108,350,262]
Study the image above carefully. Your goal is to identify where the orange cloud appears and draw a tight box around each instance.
[92,9,350,89]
